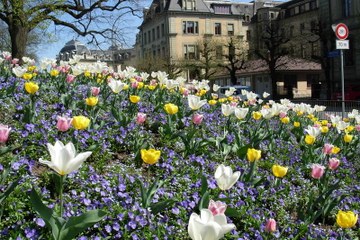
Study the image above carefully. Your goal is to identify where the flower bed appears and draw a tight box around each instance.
[0,53,359,239]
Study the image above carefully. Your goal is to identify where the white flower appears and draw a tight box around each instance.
[304,125,321,137]
[213,84,220,92]
[348,109,359,119]
[221,104,235,117]
[314,105,326,112]
[234,107,249,120]
[336,120,350,133]
[188,209,235,240]
[263,92,270,98]
[108,78,127,93]
[214,164,240,190]
[12,66,27,77]
[260,108,274,119]
[188,95,207,110]
[39,141,92,175]
[225,87,236,97]
[68,55,83,65]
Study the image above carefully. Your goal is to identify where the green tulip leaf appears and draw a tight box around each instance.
[150,199,176,215]
[59,209,107,240]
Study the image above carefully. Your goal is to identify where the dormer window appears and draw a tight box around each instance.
[213,4,231,14]
[182,0,196,10]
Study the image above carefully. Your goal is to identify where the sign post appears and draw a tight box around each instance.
[334,23,349,119]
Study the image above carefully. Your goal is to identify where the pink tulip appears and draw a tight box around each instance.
[230,102,238,107]
[66,74,76,83]
[131,81,138,88]
[322,143,334,155]
[208,200,227,216]
[11,58,19,65]
[265,218,277,233]
[0,124,11,143]
[91,87,100,96]
[56,116,72,132]
[136,113,147,124]
[356,125,360,131]
[279,112,287,118]
[192,113,204,125]
[328,158,340,170]
[311,164,325,179]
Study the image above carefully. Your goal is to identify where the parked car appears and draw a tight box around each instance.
[218,85,260,100]
[332,85,360,101]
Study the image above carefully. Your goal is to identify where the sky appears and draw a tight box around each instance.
[35,0,289,60]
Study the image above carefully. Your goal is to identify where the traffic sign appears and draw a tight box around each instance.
[335,23,349,40]
[336,40,349,49]
[327,50,340,58]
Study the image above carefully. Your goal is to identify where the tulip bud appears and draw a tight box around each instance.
[311,164,325,179]
[192,113,203,125]
[0,124,11,143]
[328,157,340,170]
[336,210,358,228]
[136,113,147,124]
[322,143,334,155]
[265,218,277,233]
[56,116,72,132]
[66,74,76,83]
[208,200,227,216]
[91,87,100,96]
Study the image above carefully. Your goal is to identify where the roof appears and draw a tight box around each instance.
[237,56,322,75]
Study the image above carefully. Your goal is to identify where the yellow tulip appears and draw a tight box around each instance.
[50,69,60,77]
[247,148,261,162]
[84,71,91,78]
[27,66,36,72]
[331,146,340,154]
[272,164,288,178]
[137,82,144,89]
[208,100,217,105]
[297,111,304,116]
[199,89,207,96]
[85,97,98,106]
[321,120,328,126]
[164,103,178,115]
[22,72,33,80]
[321,126,329,133]
[218,98,227,103]
[252,111,262,120]
[344,134,353,143]
[72,116,90,130]
[24,81,39,94]
[280,117,290,124]
[129,95,141,104]
[148,85,156,91]
[123,84,129,90]
[345,125,354,133]
[293,122,300,128]
[336,210,358,228]
[305,134,315,145]
[140,149,161,165]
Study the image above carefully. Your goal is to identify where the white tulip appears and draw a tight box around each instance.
[214,164,240,190]
[12,66,27,78]
[108,78,127,93]
[188,209,235,240]
[263,92,270,98]
[304,125,321,137]
[234,107,249,120]
[213,84,220,92]
[39,141,92,175]
[188,95,207,110]
[221,104,235,117]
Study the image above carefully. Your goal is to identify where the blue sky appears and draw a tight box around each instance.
[36,0,288,60]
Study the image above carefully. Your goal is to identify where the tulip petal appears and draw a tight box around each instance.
[64,142,77,159]
[39,158,62,175]
[214,164,225,179]
[200,221,222,240]
[227,171,240,189]
[200,209,214,223]
[188,213,203,240]
[64,151,92,174]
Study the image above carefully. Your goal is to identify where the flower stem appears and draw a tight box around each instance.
[59,175,65,217]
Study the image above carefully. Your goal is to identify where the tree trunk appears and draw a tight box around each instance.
[270,70,278,100]
[230,69,237,85]
[8,24,29,60]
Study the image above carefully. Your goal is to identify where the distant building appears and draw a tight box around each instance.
[57,40,135,71]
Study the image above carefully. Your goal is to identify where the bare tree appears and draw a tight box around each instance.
[253,21,289,99]
[136,55,182,79]
[0,0,141,60]
[219,37,247,85]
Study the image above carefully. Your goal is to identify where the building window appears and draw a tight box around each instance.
[216,46,223,59]
[310,20,317,33]
[294,6,299,14]
[184,44,198,59]
[311,43,319,56]
[227,24,234,36]
[161,24,165,37]
[289,26,294,37]
[246,30,251,41]
[310,0,317,10]
[183,0,196,10]
[148,30,151,43]
[144,32,147,44]
[213,4,231,14]
[183,21,199,34]
[152,29,155,41]
[299,4,305,13]
[157,26,160,39]
[215,23,221,35]
[343,0,351,17]
[270,12,275,19]
[300,23,305,34]
[289,8,295,16]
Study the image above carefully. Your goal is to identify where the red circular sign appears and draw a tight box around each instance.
[335,23,349,40]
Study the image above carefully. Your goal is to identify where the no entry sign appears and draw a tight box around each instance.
[335,23,349,40]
